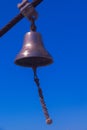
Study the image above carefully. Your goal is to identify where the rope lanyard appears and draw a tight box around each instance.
[33,67,52,124]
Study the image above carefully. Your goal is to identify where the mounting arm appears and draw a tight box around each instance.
[0,0,43,37]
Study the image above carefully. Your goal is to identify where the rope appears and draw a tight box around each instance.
[30,17,37,31]
[33,67,52,124]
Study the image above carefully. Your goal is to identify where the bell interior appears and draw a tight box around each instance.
[15,56,53,67]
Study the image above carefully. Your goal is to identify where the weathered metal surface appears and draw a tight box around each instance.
[15,31,53,67]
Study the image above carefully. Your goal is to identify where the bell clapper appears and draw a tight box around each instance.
[32,67,53,125]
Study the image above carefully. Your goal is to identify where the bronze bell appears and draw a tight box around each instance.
[14,31,53,68]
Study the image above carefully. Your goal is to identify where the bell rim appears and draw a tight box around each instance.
[14,56,53,68]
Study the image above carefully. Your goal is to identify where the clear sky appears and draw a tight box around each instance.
[0,0,87,130]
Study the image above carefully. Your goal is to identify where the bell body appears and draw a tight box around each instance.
[14,31,53,67]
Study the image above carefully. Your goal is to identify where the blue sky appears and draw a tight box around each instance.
[0,0,87,130]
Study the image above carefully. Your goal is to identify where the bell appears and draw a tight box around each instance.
[14,31,53,67]
[14,31,53,124]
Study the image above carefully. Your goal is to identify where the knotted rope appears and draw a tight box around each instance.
[33,67,52,124]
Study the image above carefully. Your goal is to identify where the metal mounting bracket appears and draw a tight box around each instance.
[18,0,38,20]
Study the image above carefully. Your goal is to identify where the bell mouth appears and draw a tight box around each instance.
[15,57,53,67]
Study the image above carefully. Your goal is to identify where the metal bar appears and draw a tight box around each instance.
[0,13,23,37]
[0,0,43,37]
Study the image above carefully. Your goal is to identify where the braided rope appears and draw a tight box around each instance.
[33,68,52,124]
[30,17,37,31]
